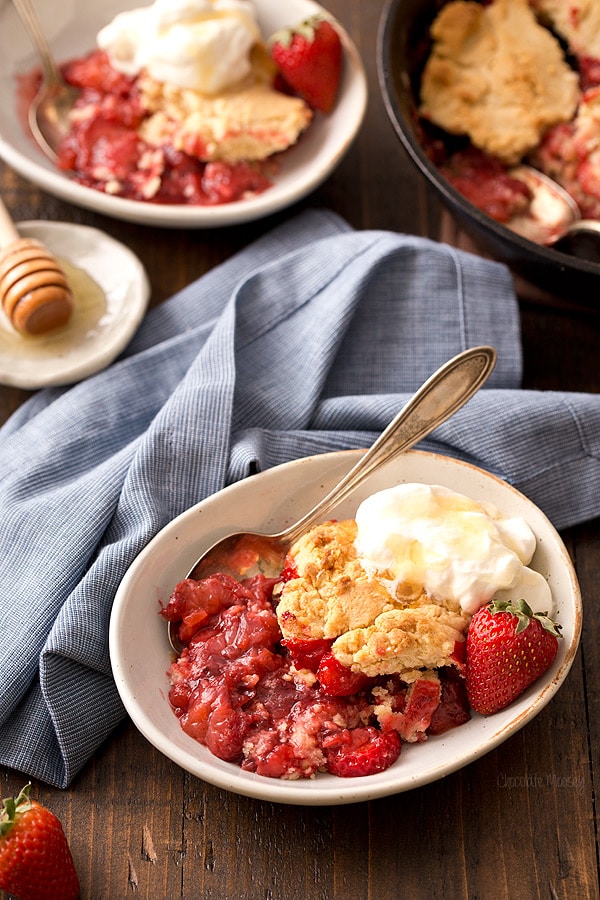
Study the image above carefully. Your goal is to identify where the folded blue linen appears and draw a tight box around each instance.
[0,208,598,788]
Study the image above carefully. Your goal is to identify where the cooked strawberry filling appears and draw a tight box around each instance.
[161,573,470,779]
[22,50,272,205]
[438,147,533,223]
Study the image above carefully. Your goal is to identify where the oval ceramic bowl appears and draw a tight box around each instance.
[0,0,367,228]
[377,0,600,300]
[110,449,582,806]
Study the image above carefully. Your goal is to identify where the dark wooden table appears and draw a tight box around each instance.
[2,2,600,897]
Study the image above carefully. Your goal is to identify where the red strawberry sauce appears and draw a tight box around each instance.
[161,572,471,779]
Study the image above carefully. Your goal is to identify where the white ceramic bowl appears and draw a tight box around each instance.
[0,0,367,228]
[110,449,582,805]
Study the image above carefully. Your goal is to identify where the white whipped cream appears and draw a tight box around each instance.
[355,483,553,616]
[97,0,260,93]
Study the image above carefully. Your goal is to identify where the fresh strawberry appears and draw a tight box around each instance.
[466,598,562,716]
[324,726,401,777]
[0,783,80,900]
[269,16,343,113]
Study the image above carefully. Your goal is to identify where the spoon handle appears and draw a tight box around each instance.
[277,345,497,544]
[11,0,61,83]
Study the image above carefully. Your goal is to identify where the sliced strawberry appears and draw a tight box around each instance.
[379,678,442,742]
[317,651,372,696]
[161,572,278,644]
[249,740,306,779]
[279,557,299,583]
[451,638,467,673]
[281,636,334,671]
[440,146,533,223]
[58,110,145,179]
[427,669,471,735]
[324,727,401,777]
[64,49,135,96]
[270,16,343,113]
[201,161,271,204]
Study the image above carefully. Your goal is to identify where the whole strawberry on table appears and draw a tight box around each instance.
[269,15,343,114]
[0,784,79,900]
[466,598,562,716]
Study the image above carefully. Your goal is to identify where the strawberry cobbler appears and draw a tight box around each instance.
[418,0,600,236]
[25,0,319,206]
[54,49,310,205]
[161,483,554,780]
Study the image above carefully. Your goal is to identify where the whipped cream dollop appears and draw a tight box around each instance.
[355,483,553,616]
[97,0,260,93]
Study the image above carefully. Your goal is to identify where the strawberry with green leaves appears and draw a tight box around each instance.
[0,784,80,900]
[269,16,343,113]
[466,598,562,716]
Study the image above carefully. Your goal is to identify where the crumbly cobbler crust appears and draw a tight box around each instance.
[139,48,312,164]
[276,519,470,679]
[332,606,468,679]
[419,0,579,164]
[276,520,401,639]
[531,0,600,60]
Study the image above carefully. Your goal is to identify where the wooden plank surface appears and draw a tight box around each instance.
[1,1,600,897]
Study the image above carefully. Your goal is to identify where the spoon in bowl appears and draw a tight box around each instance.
[12,0,79,162]
[508,165,600,261]
[167,345,497,652]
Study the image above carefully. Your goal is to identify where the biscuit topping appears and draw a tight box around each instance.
[276,483,553,680]
[419,0,579,164]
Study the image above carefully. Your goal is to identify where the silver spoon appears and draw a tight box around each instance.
[167,345,497,651]
[12,0,79,162]
[508,165,600,260]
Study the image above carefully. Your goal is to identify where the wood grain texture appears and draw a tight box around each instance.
[1,1,600,897]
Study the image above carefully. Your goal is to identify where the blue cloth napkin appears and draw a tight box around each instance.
[1,208,599,788]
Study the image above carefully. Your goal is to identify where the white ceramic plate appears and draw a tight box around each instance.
[0,0,367,228]
[0,220,149,388]
[110,449,582,805]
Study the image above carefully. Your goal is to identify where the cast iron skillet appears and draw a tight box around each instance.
[376,0,600,302]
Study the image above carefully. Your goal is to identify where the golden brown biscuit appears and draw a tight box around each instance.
[139,73,312,164]
[331,606,469,678]
[276,519,469,679]
[276,520,402,641]
[419,0,579,164]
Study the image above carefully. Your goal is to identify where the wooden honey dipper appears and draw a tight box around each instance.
[0,196,73,335]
